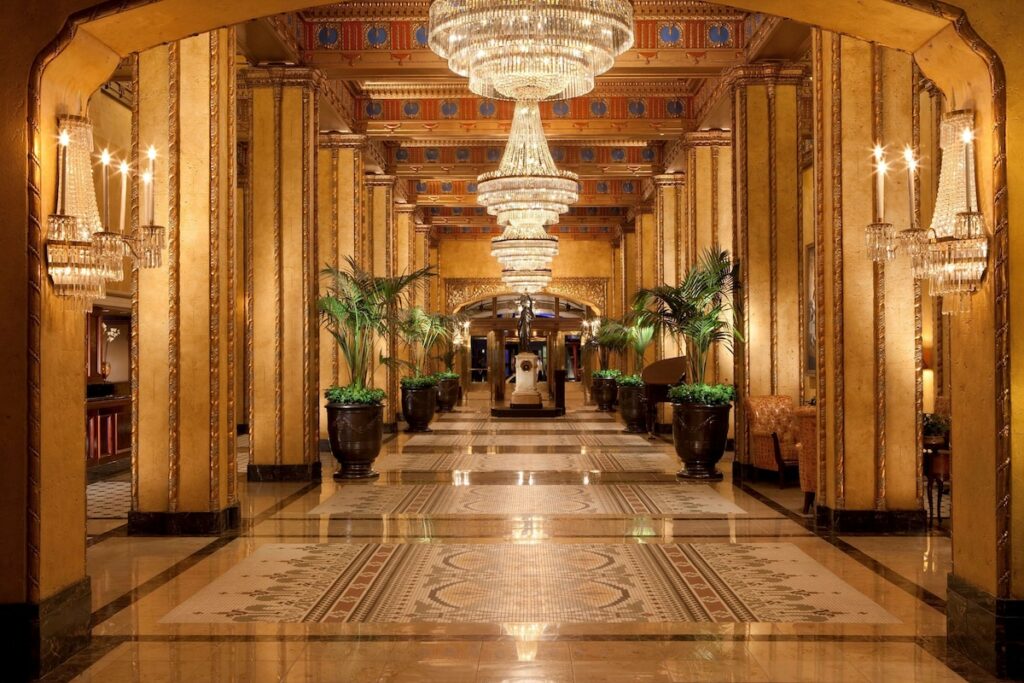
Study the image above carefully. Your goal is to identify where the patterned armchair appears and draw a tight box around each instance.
[744,395,800,487]
[793,406,817,513]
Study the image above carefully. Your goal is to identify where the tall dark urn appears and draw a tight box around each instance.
[672,402,732,480]
[436,377,460,412]
[402,385,437,432]
[594,377,618,411]
[617,385,647,433]
[326,403,383,480]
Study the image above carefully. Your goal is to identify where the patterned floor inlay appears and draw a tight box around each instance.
[305,484,747,516]
[162,542,897,624]
[87,480,131,519]
[374,450,677,473]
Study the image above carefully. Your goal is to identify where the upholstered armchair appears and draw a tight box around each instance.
[793,406,817,513]
[744,395,800,487]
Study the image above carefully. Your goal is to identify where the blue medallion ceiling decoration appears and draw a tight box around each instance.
[552,101,570,118]
[658,23,682,46]
[627,99,647,117]
[708,23,733,47]
[440,100,459,118]
[590,99,608,118]
[366,25,388,47]
[478,101,496,118]
[402,100,420,118]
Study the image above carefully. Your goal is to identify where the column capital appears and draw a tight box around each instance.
[683,129,733,147]
[653,173,686,188]
[318,132,367,149]
[395,202,417,215]
[726,63,808,88]
[364,173,398,188]
[238,65,326,92]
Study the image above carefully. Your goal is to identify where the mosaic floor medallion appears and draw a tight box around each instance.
[305,484,746,516]
[162,542,897,624]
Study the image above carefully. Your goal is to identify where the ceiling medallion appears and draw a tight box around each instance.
[428,0,634,101]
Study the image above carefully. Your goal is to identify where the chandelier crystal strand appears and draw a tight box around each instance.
[491,224,560,271]
[501,268,553,294]
[428,0,634,101]
[92,150,127,282]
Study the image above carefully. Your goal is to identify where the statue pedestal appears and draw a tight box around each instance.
[510,352,543,407]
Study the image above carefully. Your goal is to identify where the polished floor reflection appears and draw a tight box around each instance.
[60,388,991,682]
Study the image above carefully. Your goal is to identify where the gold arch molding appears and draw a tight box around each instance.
[446,278,608,316]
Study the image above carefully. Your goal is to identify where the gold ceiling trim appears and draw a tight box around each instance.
[300,0,745,21]
[356,78,702,100]
[446,277,609,315]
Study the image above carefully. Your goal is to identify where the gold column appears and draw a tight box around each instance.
[684,133,734,386]
[132,30,238,532]
[814,32,922,525]
[364,174,400,427]
[732,65,805,468]
[413,216,430,310]
[240,66,320,480]
[654,174,685,362]
[316,133,366,439]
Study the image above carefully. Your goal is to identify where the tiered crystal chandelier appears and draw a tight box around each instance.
[480,100,576,292]
[428,0,634,102]
[430,0,633,295]
[926,111,989,313]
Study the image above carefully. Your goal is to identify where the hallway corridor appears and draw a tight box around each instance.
[64,393,984,682]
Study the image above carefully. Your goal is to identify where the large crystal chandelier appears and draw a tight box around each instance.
[428,0,634,101]
[477,101,579,229]
[491,223,559,271]
[502,268,553,294]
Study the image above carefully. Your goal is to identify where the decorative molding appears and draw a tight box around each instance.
[830,32,846,509]
[273,83,284,466]
[871,42,886,511]
[209,31,222,511]
[768,82,778,395]
[226,28,239,506]
[813,28,828,512]
[130,52,140,512]
[167,40,181,513]
[446,278,608,316]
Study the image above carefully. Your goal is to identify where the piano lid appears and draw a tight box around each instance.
[640,356,687,386]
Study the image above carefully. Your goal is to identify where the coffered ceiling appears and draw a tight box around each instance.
[245,1,789,241]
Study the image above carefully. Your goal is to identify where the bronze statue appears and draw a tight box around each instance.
[517,294,534,349]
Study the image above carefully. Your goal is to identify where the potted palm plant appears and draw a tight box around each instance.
[591,318,628,411]
[617,320,654,433]
[434,315,466,412]
[389,306,449,432]
[636,248,741,480]
[319,258,432,479]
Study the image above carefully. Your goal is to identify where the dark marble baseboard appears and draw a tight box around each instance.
[127,504,240,536]
[947,573,1023,679]
[247,461,322,482]
[2,575,91,680]
[815,505,927,533]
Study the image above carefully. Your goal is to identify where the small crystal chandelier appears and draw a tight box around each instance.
[926,111,989,313]
[477,101,579,229]
[137,145,166,268]
[428,0,634,101]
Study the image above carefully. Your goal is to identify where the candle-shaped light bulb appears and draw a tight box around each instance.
[118,160,129,234]
[962,127,974,214]
[100,148,111,229]
[904,146,918,229]
[57,129,70,214]
[145,147,156,225]
[58,130,70,148]
[874,145,887,223]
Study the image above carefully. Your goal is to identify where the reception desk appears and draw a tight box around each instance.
[86,395,131,463]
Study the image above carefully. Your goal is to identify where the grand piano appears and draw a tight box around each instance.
[640,356,687,435]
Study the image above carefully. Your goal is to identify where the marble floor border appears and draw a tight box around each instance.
[734,480,948,614]
[39,633,1002,683]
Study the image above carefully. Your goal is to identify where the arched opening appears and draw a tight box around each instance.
[8,0,1020,679]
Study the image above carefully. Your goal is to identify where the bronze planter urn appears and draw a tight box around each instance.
[672,402,732,481]
[436,377,460,412]
[326,403,383,480]
[594,377,618,412]
[617,385,647,433]
[402,385,437,432]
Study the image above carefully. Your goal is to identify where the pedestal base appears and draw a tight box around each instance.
[510,391,543,407]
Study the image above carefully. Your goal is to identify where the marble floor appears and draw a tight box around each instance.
[58,388,991,682]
